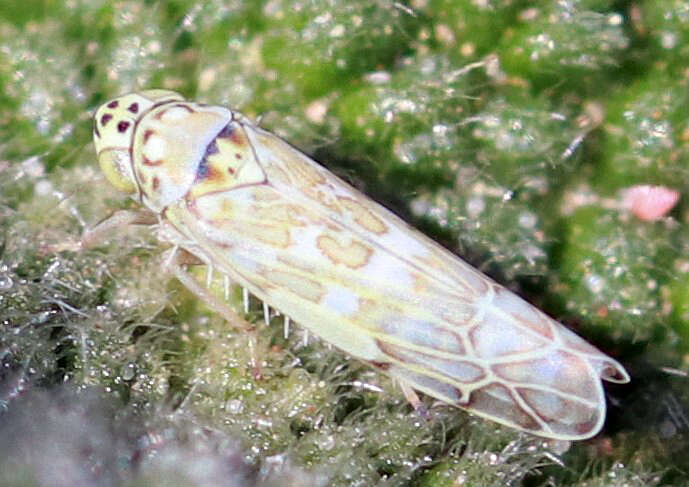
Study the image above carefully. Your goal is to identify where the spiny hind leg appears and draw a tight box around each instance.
[162,247,253,333]
[162,247,259,368]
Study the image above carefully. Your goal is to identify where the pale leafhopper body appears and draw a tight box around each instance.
[91,90,629,440]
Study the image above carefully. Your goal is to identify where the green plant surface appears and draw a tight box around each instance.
[1,1,688,486]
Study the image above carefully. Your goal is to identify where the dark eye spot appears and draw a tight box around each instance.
[101,114,113,126]
[107,100,119,109]
[128,103,139,114]
[117,121,131,133]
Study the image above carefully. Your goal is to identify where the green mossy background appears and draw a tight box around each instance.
[0,0,687,485]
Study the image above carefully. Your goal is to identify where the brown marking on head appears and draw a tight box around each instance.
[217,123,246,147]
[155,104,195,119]
[205,166,223,182]
[117,121,131,133]
[143,129,155,143]
[153,104,194,123]
[128,102,139,114]
[100,113,113,126]
[142,156,163,166]
[152,176,160,191]
[107,100,119,109]
[173,103,195,112]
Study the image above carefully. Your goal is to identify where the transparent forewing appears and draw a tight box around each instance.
[162,119,628,440]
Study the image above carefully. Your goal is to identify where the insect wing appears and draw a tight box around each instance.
[163,115,628,440]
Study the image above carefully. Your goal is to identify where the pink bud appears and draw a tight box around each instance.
[620,185,680,221]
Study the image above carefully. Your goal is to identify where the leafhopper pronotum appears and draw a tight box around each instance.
[90,90,629,440]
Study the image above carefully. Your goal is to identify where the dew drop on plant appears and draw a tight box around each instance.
[0,274,13,290]
[226,399,244,414]
[121,362,136,381]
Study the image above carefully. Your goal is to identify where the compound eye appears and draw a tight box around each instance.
[93,100,139,194]
[97,148,136,194]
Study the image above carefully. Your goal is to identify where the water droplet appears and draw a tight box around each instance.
[466,196,485,218]
[226,398,244,414]
[121,362,136,381]
[316,434,336,450]
[660,31,677,49]
[518,211,537,229]
[585,274,604,293]
[0,274,13,290]
[255,416,273,428]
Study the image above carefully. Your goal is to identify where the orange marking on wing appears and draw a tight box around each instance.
[317,234,372,269]
[242,223,291,248]
[338,196,388,234]
[267,270,325,303]
[281,154,326,186]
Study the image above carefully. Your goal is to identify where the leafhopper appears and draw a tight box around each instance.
[90,90,629,440]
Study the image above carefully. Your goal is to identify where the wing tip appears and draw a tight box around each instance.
[597,358,630,384]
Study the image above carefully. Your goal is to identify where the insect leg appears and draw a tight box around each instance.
[399,381,429,419]
[283,316,290,339]
[44,209,158,253]
[163,248,253,333]
[205,265,213,289]
[162,248,260,372]
[263,302,271,325]
[223,275,231,301]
